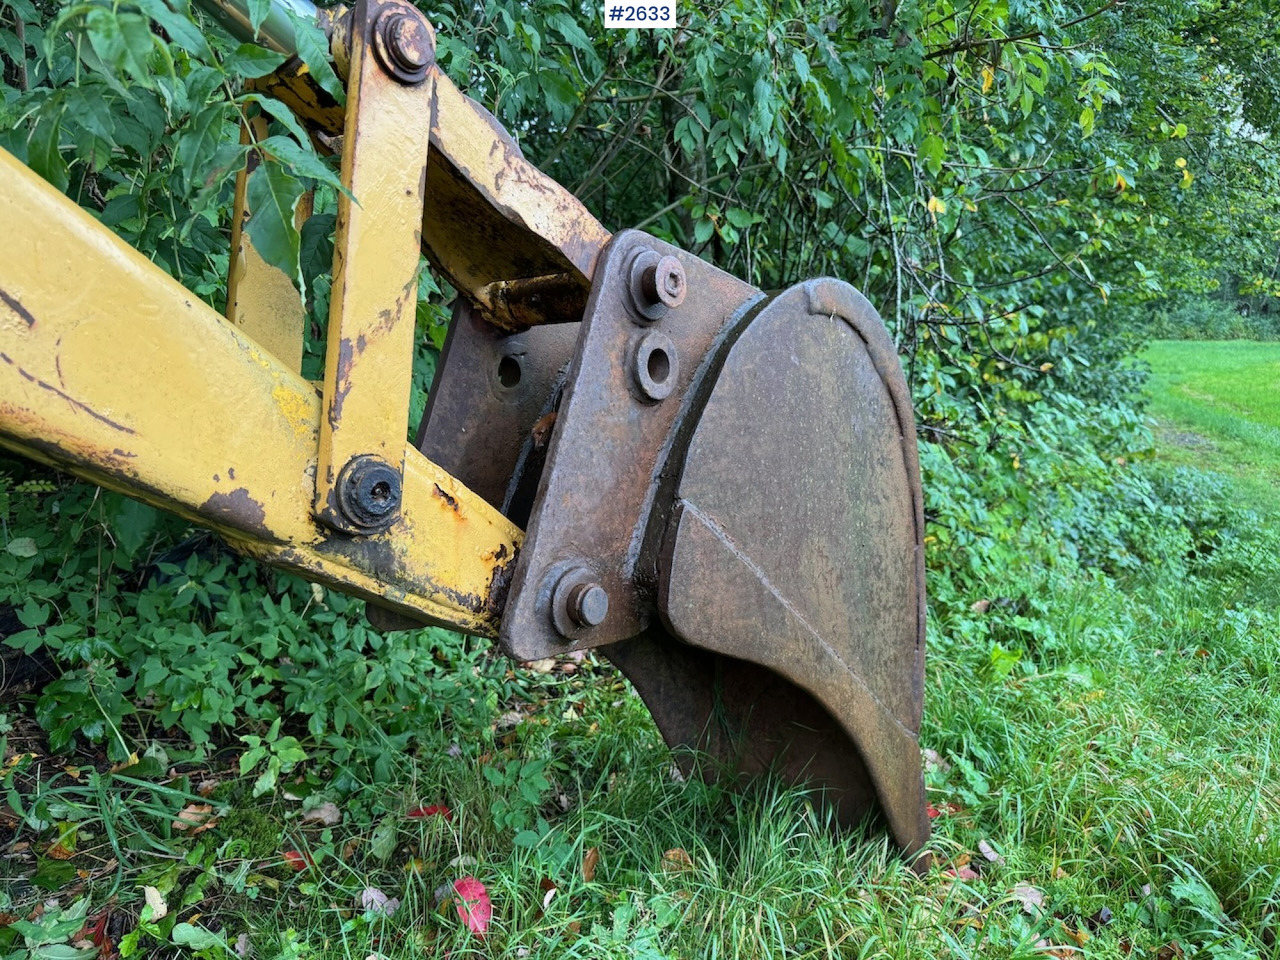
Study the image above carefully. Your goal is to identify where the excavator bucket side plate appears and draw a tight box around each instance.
[652,278,928,853]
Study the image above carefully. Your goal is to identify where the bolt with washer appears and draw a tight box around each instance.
[372,7,434,84]
[550,567,610,637]
[629,249,687,321]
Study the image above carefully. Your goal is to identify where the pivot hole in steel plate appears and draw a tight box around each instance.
[631,331,678,402]
[496,354,522,388]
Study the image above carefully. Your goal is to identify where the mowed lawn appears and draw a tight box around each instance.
[1143,340,1280,512]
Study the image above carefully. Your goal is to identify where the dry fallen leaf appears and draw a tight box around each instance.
[927,801,962,819]
[173,803,217,834]
[360,886,401,918]
[524,658,555,674]
[978,839,1004,864]
[1032,938,1075,958]
[970,599,991,613]
[581,846,600,883]
[661,848,695,874]
[301,802,342,827]
[1013,882,1046,916]
[143,885,168,921]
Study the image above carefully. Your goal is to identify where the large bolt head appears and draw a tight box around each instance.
[336,456,402,530]
[372,7,434,84]
[550,567,609,638]
[628,249,687,322]
[567,581,609,627]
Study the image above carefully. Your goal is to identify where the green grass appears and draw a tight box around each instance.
[1143,340,1280,514]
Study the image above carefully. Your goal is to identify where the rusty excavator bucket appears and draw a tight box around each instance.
[0,0,928,859]
[419,232,929,856]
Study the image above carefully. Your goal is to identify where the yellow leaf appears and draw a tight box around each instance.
[1115,171,1128,191]
[981,66,994,93]
[1040,362,1054,372]
[1181,168,1194,187]
[927,195,947,215]
[1175,157,1187,168]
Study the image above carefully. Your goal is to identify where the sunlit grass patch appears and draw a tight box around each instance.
[1144,340,1280,513]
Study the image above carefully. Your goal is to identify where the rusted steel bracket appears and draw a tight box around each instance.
[497,231,758,656]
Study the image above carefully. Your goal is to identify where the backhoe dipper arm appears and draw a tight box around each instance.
[0,0,930,858]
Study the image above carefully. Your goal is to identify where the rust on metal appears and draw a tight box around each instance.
[255,57,346,136]
[652,278,928,855]
[476,272,589,331]
[201,487,273,540]
[498,230,757,658]
[415,299,578,514]
[372,5,433,84]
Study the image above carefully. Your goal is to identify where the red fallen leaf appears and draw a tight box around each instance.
[927,801,962,819]
[283,850,314,872]
[452,877,491,936]
[408,804,453,821]
[944,864,980,881]
[75,907,118,960]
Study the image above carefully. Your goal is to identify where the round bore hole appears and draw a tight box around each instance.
[497,355,522,388]
[370,481,392,502]
[647,348,671,385]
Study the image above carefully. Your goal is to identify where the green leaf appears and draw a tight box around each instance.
[236,93,312,150]
[1079,105,1095,138]
[369,816,396,861]
[170,923,225,950]
[919,134,945,176]
[245,156,305,293]
[105,493,160,558]
[694,217,714,245]
[134,0,212,60]
[246,0,272,36]
[30,857,77,891]
[6,536,38,558]
[287,10,345,105]
[257,135,343,191]
[549,12,592,53]
[539,70,578,120]
[27,113,68,193]
[222,42,288,79]
[791,50,811,84]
